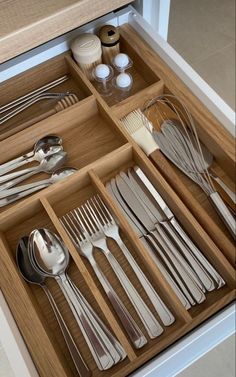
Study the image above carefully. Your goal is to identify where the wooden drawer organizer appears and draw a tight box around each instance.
[0,24,235,377]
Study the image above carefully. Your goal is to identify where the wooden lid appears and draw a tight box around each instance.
[99,25,120,46]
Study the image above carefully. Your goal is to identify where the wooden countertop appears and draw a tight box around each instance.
[0,0,132,63]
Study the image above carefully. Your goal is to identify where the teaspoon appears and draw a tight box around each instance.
[0,151,67,190]
[0,144,63,176]
[0,135,62,171]
[16,236,91,377]
[28,228,124,370]
[0,167,77,199]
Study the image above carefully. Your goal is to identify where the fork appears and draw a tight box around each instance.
[78,200,164,339]
[91,195,175,326]
[61,213,147,349]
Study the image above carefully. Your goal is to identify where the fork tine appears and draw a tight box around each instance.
[96,195,113,222]
[70,210,84,237]
[61,214,82,244]
[89,198,106,226]
[92,196,109,224]
[85,201,103,230]
[77,206,95,234]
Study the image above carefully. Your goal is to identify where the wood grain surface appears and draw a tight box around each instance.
[0,0,133,63]
[0,23,235,377]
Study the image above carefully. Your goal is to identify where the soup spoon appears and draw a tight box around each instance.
[0,144,63,176]
[0,167,77,199]
[0,151,67,190]
[28,228,124,370]
[16,236,91,377]
[0,135,62,171]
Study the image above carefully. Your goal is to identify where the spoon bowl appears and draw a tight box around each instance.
[29,228,69,277]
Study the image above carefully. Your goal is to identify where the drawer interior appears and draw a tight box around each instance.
[0,23,235,377]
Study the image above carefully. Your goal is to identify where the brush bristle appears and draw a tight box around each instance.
[121,109,148,135]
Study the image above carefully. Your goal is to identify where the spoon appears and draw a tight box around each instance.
[0,144,63,176]
[16,236,91,377]
[28,228,123,370]
[0,167,77,199]
[0,135,62,171]
[0,151,67,190]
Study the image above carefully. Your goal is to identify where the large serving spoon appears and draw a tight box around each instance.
[0,135,62,172]
[0,167,77,199]
[0,144,63,176]
[0,151,67,190]
[28,228,124,370]
[16,236,91,377]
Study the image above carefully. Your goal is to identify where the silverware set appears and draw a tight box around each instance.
[0,76,69,124]
[105,167,225,310]
[61,195,175,349]
[0,135,76,207]
[16,229,126,374]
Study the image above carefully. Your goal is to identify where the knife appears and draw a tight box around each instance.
[127,169,215,292]
[106,179,192,310]
[119,171,207,293]
[115,174,206,304]
[133,166,225,288]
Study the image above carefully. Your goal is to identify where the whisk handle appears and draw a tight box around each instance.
[209,192,236,239]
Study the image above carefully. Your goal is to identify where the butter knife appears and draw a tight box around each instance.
[115,174,206,304]
[133,167,225,289]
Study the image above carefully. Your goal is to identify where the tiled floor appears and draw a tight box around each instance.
[168,0,235,110]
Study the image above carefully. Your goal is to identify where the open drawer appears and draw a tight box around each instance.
[0,5,235,377]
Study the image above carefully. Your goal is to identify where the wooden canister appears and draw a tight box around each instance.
[71,33,102,81]
[99,25,120,65]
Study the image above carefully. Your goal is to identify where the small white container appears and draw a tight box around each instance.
[71,33,102,81]
[112,72,133,102]
[93,64,114,97]
[113,53,133,72]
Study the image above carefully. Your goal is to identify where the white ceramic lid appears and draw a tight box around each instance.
[71,33,102,64]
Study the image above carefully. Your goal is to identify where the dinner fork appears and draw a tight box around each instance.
[77,200,164,339]
[91,195,175,326]
[61,212,147,349]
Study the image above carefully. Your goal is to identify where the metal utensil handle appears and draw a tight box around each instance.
[0,170,39,191]
[0,164,38,184]
[116,236,175,326]
[154,224,206,304]
[0,151,34,173]
[57,275,115,371]
[170,218,225,288]
[210,192,236,239]
[161,221,215,291]
[90,255,147,348]
[67,276,127,361]
[0,155,37,176]
[0,178,50,198]
[42,285,91,377]
[211,175,236,205]
[157,223,205,292]
[104,247,163,338]
[142,235,191,310]
[0,75,68,113]
[0,184,47,207]
[150,230,195,306]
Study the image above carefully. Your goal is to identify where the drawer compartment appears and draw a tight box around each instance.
[0,17,235,377]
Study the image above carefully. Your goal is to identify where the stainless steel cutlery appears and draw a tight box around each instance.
[24,228,126,371]
[0,135,76,206]
[105,166,225,310]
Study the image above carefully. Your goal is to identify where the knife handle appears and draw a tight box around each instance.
[161,221,216,292]
[154,224,206,304]
[140,236,191,310]
[170,218,225,288]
